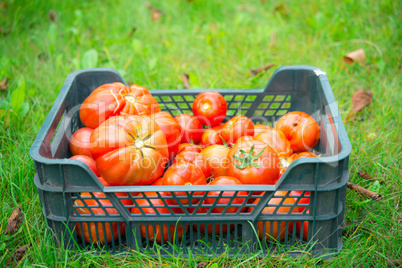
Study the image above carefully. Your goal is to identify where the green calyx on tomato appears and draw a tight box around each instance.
[232,145,267,169]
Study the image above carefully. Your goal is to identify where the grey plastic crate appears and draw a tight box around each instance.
[30,66,351,258]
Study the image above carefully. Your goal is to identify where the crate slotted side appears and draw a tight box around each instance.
[30,66,351,258]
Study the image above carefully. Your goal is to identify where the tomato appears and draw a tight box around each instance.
[275,111,320,152]
[69,127,94,157]
[131,192,188,243]
[192,91,227,127]
[290,190,310,213]
[70,155,100,177]
[227,137,280,185]
[289,151,317,162]
[255,129,292,158]
[152,112,181,160]
[90,115,168,186]
[151,176,165,186]
[249,191,297,241]
[254,124,274,137]
[74,192,132,244]
[174,114,203,144]
[80,83,161,129]
[163,163,207,205]
[173,151,212,178]
[178,143,202,154]
[200,123,224,148]
[220,115,254,146]
[200,145,230,178]
[296,209,309,240]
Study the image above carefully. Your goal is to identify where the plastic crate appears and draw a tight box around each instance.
[30,66,351,258]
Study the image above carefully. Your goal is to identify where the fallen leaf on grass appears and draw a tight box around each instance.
[250,63,274,76]
[0,78,7,91]
[6,243,31,268]
[145,2,163,21]
[181,73,190,89]
[343,48,366,66]
[49,10,56,23]
[387,259,402,267]
[7,206,22,235]
[357,171,384,183]
[197,261,208,268]
[346,89,373,120]
[347,182,381,201]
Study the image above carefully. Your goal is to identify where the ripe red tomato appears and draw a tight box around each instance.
[192,91,227,127]
[255,129,292,158]
[200,145,230,178]
[70,155,100,177]
[80,83,161,129]
[90,115,168,186]
[151,176,165,186]
[290,190,310,213]
[220,115,254,146]
[74,192,132,244]
[163,163,207,205]
[289,151,317,162]
[249,191,297,241]
[227,137,280,184]
[254,124,274,137]
[131,192,188,243]
[70,127,94,157]
[275,111,320,152]
[152,112,181,160]
[173,151,212,178]
[296,209,309,240]
[174,114,203,144]
[200,123,224,148]
[178,143,202,154]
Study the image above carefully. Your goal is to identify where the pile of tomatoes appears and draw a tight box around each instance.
[69,82,320,244]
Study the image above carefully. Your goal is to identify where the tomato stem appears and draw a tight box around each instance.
[232,145,266,169]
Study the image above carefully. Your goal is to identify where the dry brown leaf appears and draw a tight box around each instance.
[343,48,366,66]
[49,10,56,23]
[347,182,381,201]
[250,63,274,76]
[0,78,7,91]
[387,259,402,267]
[6,243,31,268]
[197,261,208,268]
[145,2,163,21]
[181,73,190,89]
[7,206,22,235]
[357,171,373,180]
[351,89,373,112]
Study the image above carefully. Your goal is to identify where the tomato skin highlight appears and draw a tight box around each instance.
[173,151,212,178]
[192,91,227,127]
[255,129,293,158]
[80,83,161,129]
[200,145,230,178]
[275,111,320,152]
[70,127,94,157]
[70,155,100,177]
[152,112,182,160]
[220,115,254,146]
[131,192,187,243]
[253,124,274,137]
[227,138,280,185]
[174,114,203,144]
[178,143,202,154]
[90,115,168,186]
[200,123,224,148]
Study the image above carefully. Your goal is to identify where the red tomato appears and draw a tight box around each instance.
[296,209,309,240]
[74,192,132,244]
[249,191,297,241]
[220,115,254,146]
[151,176,165,186]
[173,151,212,178]
[275,111,320,152]
[253,124,274,137]
[174,114,203,144]
[90,115,168,186]
[227,137,280,185]
[178,143,202,154]
[192,91,227,127]
[70,155,100,177]
[290,190,310,213]
[289,151,317,162]
[152,112,181,160]
[163,163,207,205]
[69,127,94,156]
[255,129,292,158]
[200,123,224,148]
[131,192,188,243]
[200,145,230,178]
[80,83,161,129]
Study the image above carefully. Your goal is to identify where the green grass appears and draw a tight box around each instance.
[1,0,401,266]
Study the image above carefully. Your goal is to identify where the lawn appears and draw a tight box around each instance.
[1,0,401,266]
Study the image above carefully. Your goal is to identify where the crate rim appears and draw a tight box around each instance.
[29,65,352,190]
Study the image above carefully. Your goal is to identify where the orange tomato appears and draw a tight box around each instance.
[200,145,230,178]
